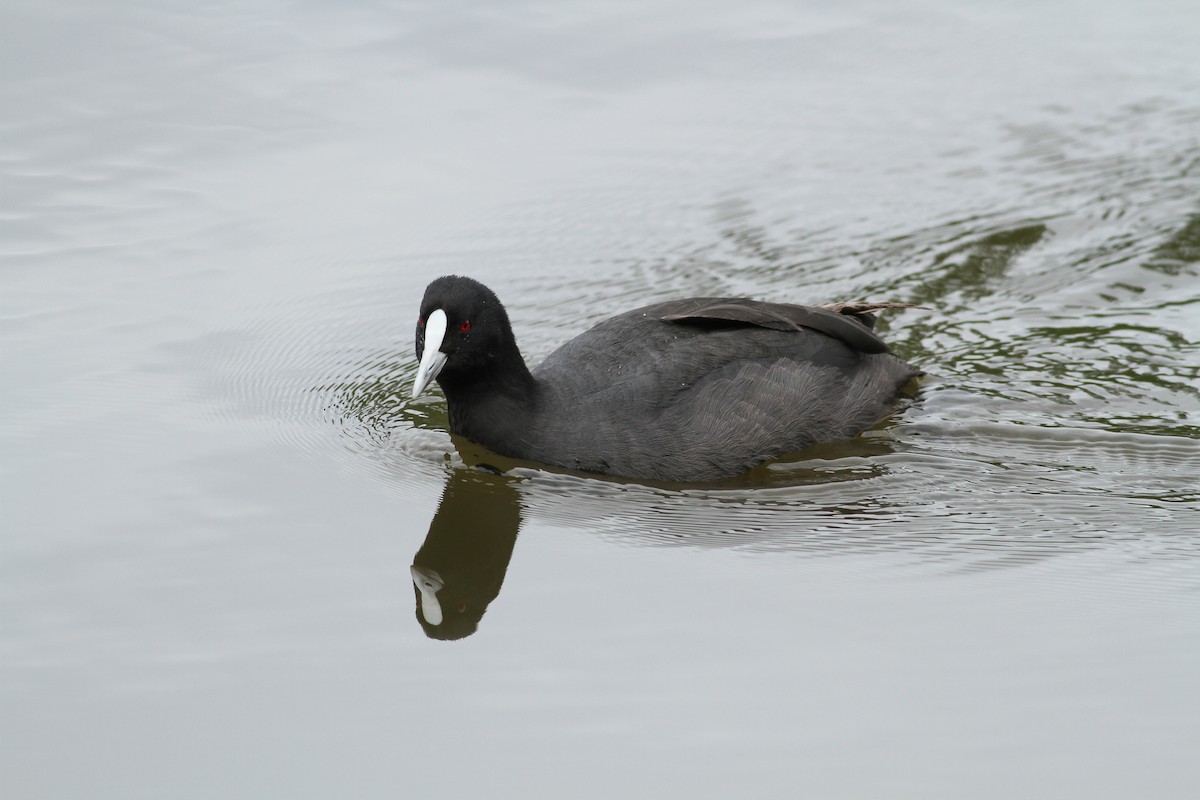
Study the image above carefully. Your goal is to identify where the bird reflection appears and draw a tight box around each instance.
[410,465,523,640]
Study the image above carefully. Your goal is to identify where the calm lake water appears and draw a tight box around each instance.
[3,1,1199,797]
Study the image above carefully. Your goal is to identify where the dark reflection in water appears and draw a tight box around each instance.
[409,420,1200,643]
[1145,213,1200,275]
[411,467,522,640]
[407,431,903,640]
[904,221,1049,310]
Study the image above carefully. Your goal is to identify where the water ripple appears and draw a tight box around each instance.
[203,97,1200,573]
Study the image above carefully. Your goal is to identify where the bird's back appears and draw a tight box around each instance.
[525,298,918,481]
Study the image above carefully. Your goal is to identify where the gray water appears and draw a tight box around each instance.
[3,1,1199,797]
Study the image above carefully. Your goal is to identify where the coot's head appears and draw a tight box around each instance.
[412,276,521,398]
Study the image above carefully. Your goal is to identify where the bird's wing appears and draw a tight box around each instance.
[659,299,892,354]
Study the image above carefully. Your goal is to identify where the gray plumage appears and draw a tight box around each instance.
[414,276,920,483]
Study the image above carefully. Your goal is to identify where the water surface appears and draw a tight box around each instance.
[3,1,1199,798]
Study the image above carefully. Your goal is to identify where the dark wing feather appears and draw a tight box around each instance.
[660,299,891,354]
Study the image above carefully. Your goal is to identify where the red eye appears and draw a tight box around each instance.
[459,320,471,332]
[418,315,424,326]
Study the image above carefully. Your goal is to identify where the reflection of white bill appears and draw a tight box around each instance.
[410,564,445,626]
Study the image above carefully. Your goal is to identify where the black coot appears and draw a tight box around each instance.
[412,275,920,482]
